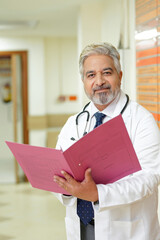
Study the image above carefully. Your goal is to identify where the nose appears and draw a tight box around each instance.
[95,72,105,86]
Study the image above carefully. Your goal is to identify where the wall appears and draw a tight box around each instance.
[0,36,80,148]
[102,0,122,48]
[135,0,160,128]
[102,0,136,100]
[45,37,80,114]
[78,0,136,102]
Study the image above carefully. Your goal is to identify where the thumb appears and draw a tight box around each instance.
[85,168,93,182]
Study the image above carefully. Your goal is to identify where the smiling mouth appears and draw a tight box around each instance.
[96,88,108,92]
[95,88,110,94]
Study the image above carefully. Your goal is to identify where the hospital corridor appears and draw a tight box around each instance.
[0,182,66,240]
[0,0,160,239]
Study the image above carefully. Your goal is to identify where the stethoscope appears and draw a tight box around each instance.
[71,94,129,141]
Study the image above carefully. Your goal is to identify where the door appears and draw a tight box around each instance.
[0,51,28,183]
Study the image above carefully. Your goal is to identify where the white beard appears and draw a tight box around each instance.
[85,85,120,106]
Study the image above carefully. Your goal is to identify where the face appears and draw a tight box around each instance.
[82,54,122,111]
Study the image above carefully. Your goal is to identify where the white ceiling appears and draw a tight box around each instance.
[0,0,103,37]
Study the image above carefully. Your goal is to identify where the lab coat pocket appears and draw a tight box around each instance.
[110,218,145,240]
[65,217,80,240]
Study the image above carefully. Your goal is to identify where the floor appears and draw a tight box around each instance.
[1,162,160,240]
[0,183,67,240]
[0,158,15,183]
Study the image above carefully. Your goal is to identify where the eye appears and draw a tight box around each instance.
[103,71,111,75]
[87,73,95,78]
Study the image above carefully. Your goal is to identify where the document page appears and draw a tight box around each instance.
[64,115,141,183]
[6,142,72,194]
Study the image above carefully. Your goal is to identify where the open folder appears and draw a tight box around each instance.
[6,115,141,194]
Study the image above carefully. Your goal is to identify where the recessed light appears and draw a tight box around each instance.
[0,20,38,30]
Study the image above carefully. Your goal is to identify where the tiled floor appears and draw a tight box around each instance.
[0,159,15,183]
[0,183,67,240]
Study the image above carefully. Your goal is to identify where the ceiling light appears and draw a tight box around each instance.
[0,20,38,30]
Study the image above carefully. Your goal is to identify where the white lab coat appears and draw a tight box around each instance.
[55,91,160,240]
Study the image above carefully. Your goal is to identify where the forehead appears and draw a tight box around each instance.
[83,54,115,71]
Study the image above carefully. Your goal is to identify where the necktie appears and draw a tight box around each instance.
[77,112,106,225]
[94,112,106,128]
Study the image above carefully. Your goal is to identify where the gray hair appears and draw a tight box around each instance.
[79,42,121,78]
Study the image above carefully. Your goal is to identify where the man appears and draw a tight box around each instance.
[54,42,160,240]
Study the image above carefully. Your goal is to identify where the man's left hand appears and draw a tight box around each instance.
[54,168,98,202]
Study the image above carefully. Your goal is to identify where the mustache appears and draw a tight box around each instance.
[93,84,111,93]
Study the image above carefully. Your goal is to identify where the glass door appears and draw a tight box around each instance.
[0,51,28,183]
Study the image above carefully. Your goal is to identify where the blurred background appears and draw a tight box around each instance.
[0,0,160,239]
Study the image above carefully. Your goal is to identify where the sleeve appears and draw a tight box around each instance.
[53,116,77,207]
[94,110,160,212]
[53,192,77,207]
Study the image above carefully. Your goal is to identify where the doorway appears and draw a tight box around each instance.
[0,51,28,183]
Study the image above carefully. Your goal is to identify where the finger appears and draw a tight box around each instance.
[85,168,93,182]
[54,176,68,190]
[54,175,66,185]
[61,171,75,184]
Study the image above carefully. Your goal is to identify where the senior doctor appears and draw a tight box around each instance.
[54,42,160,240]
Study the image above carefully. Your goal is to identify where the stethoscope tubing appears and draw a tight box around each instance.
[73,94,129,141]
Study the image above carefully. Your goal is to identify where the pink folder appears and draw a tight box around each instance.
[6,115,141,194]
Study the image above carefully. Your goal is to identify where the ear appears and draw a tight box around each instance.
[119,71,123,84]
